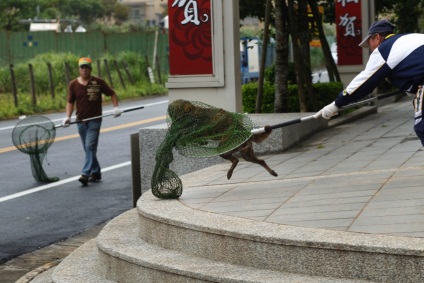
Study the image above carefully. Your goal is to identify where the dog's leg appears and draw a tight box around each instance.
[220,152,239,180]
[239,142,278,177]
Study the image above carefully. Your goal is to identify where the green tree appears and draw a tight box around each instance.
[113,3,130,24]
[0,0,128,30]
[379,0,424,33]
[68,0,105,25]
[239,0,267,22]
[0,0,37,31]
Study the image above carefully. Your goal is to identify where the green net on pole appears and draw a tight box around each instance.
[12,115,59,183]
[151,99,254,199]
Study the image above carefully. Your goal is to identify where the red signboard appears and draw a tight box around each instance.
[168,0,213,75]
[335,0,363,65]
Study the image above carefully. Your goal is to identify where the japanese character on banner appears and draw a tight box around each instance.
[172,0,209,26]
[337,0,359,8]
[168,0,213,75]
[335,0,363,65]
[339,13,357,37]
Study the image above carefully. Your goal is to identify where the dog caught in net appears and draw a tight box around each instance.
[12,115,59,182]
[151,99,277,199]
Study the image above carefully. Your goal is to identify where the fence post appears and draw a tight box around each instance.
[28,64,36,106]
[104,59,114,88]
[97,59,101,78]
[64,62,71,87]
[145,56,155,84]
[113,60,126,90]
[47,62,55,99]
[9,64,18,107]
[122,61,134,85]
[155,55,162,85]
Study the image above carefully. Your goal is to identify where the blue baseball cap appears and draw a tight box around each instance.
[359,20,395,48]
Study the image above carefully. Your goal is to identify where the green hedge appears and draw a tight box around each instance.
[242,81,344,113]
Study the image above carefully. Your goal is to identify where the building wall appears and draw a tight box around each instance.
[119,0,167,26]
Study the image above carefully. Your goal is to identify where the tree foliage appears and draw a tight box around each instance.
[239,0,424,112]
[240,0,335,112]
[384,0,424,33]
[0,0,129,31]
[0,0,37,31]
[239,0,267,21]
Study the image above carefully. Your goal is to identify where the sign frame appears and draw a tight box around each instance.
[166,0,225,88]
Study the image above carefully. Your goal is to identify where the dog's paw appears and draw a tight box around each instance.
[227,170,233,180]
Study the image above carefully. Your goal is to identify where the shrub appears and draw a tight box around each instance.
[242,80,275,113]
[242,81,343,113]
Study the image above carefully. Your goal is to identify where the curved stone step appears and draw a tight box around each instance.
[97,209,365,283]
[137,190,424,283]
[51,239,116,283]
[27,267,54,283]
[97,209,368,283]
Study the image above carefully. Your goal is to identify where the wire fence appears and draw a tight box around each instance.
[0,30,170,74]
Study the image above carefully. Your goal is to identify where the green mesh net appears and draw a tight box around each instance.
[151,99,254,199]
[12,115,59,183]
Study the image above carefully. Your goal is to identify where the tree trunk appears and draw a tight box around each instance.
[255,0,272,113]
[274,0,290,113]
[286,0,308,112]
[297,0,316,110]
[308,0,340,83]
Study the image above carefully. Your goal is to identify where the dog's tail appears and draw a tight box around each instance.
[251,125,272,144]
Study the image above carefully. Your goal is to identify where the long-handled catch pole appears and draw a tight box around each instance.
[55,105,145,128]
[251,89,405,134]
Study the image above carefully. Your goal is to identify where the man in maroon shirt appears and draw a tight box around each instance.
[62,57,122,185]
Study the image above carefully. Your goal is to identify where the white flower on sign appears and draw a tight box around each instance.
[172,0,209,26]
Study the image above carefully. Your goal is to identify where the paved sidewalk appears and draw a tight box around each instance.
[0,223,106,283]
[180,96,424,238]
[5,95,424,282]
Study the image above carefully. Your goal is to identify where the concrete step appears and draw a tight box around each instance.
[95,209,366,283]
[137,190,424,283]
[49,209,363,283]
[27,267,54,283]
[51,239,115,283]
[49,186,424,283]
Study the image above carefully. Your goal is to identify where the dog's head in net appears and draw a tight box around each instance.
[166,99,254,158]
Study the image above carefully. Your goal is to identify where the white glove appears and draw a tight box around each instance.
[113,107,122,118]
[314,102,339,120]
[62,117,71,127]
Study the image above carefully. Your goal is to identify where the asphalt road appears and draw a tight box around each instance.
[0,95,169,264]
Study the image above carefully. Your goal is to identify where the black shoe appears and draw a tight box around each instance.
[88,173,102,182]
[79,175,89,186]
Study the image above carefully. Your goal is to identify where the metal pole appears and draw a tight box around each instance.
[131,133,141,207]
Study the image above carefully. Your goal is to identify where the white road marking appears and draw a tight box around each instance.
[0,161,131,203]
[0,100,169,131]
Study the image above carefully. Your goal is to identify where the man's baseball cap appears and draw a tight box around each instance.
[78,57,92,68]
[358,20,395,48]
